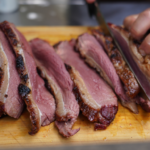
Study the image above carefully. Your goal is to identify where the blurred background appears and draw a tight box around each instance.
[0,0,150,26]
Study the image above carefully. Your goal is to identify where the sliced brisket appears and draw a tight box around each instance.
[109,24,150,112]
[30,38,80,137]
[0,30,24,118]
[76,33,138,114]
[55,40,118,130]
[92,29,140,99]
[0,21,55,134]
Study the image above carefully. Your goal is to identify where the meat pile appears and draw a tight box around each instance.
[0,21,149,137]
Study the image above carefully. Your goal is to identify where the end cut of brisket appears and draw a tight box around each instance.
[76,33,138,114]
[0,29,24,118]
[30,38,80,137]
[55,40,118,130]
[0,21,56,134]
[109,24,150,112]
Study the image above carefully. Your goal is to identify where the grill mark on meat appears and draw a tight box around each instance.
[22,74,28,83]
[93,30,140,99]
[16,55,25,77]
[0,21,42,134]
[16,54,25,78]
[18,84,31,98]
[18,84,39,134]
[3,26,18,46]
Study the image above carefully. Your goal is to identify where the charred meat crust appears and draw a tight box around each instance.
[0,21,39,135]
[72,85,99,122]
[100,106,118,121]
[94,103,118,130]
[93,30,140,98]
[22,74,28,83]
[65,64,118,128]
[0,22,27,82]
[16,54,25,78]
[18,84,39,135]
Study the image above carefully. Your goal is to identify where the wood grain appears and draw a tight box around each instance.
[0,26,150,147]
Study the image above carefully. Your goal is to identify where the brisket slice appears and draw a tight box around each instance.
[55,40,118,130]
[109,24,150,112]
[0,30,24,118]
[92,29,140,99]
[30,38,79,137]
[76,33,138,114]
[0,21,55,134]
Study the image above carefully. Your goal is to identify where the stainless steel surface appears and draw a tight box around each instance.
[0,0,150,26]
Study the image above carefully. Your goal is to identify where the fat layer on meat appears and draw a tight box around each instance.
[76,33,138,114]
[0,21,55,134]
[55,39,118,130]
[0,29,24,118]
[30,38,80,137]
[92,29,140,99]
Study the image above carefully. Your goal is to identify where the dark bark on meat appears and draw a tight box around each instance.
[92,29,140,99]
[109,24,150,112]
[18,84,31,98]
[16,54,25,78]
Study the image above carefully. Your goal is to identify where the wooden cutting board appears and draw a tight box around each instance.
[0,26,150,147]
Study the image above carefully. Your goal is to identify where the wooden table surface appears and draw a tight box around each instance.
[0,26,150,147]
